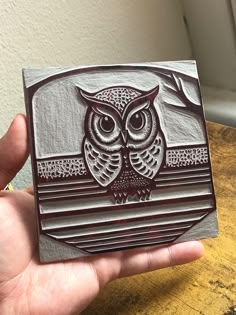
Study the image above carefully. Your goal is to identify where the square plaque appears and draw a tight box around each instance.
[23,61,218,262]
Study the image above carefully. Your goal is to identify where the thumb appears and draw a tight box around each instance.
[0,114,29,190]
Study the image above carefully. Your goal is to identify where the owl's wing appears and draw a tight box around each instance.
[129,132,165,179]
[84,138,122,187]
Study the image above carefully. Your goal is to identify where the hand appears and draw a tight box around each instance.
[0,115,204,315]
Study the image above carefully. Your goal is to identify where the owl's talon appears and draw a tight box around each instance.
[113,191,128,204]
[136,188,151,201]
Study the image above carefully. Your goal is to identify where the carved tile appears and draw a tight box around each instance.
[23,61,218,262]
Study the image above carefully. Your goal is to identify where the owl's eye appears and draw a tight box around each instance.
[100,116,115,133]
[130,112,145,130]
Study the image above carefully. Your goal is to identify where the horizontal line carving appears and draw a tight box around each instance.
[159,167,210,175]
[155,173,210,181]
[38,189,108,201]
[41,203,211,231]
[86,237,177,253]
[40,194,212,219]
[39,183,212,213]
[66,230,184,248]
[155,179,211,187]
[48,221,193,240]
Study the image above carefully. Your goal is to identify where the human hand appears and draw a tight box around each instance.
[0,115,204,315]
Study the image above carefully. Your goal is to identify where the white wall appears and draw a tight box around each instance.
[0,0,191,187]
[182,0,236,90]
[182,0,236,128]
[0,0,191,135]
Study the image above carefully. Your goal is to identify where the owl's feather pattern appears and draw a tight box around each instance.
[84,138,122,187]
[129,132,164,180]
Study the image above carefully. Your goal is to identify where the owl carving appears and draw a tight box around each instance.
[78,85,166,203]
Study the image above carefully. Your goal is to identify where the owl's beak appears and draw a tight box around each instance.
[121,130,128,144]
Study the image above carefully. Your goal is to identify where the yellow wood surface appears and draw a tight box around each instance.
[83,122,236,315]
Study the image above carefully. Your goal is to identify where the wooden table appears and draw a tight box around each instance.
[82,122,236,315]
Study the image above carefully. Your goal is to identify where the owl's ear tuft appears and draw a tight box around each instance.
[76,87,101,112]
[76,87,95,105]
[145,85,159,103]
[76,86,113,116]
[131,85,159,108]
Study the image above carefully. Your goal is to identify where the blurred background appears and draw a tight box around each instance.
[0,0,235,188]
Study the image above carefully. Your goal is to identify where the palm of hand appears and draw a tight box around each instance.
[0,189,102,314]
[0,115,204,315]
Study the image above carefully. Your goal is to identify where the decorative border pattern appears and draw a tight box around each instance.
[37,157,87,179]
[166,147,209,167]
[37,146,209,179]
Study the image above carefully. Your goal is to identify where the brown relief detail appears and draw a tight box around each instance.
[24,64,217,260]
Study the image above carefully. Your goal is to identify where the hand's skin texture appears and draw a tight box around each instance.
[0,115,204,315]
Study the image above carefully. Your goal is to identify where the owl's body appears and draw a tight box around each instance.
[79,85,166,203]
